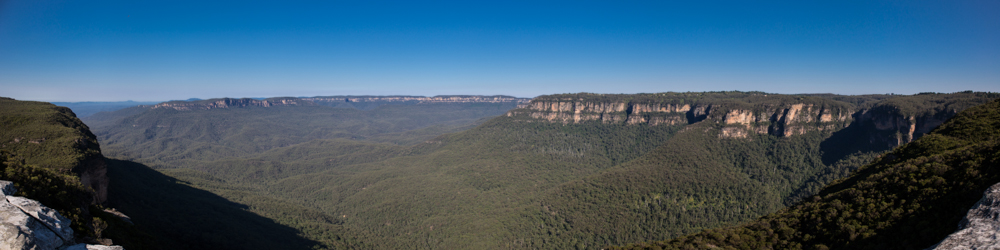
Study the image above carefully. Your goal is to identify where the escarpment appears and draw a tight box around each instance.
[854,105,959,148]
[150,95,532,111]
[507,92,998,142]
[714,103,853,138]
[506,92,855,138]
[152,97,316,111]
[305,95,531,104]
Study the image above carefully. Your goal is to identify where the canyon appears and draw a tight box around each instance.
[3,92,998,250]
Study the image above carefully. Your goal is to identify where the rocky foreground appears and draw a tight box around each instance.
[930,182,1000,250]
[1,180,123,250]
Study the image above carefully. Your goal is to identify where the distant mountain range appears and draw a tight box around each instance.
[51,101,162,118]
[52,95,532,118]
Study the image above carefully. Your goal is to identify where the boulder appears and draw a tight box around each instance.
[0,200,65,250]
[6,196,75,243]
[0,179,126,250]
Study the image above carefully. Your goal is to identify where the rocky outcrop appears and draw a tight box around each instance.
[0,181,124,250]
[152,97,316,111]
[929,182,1000,250]
[507,92,990,142]
[2,181,74,250]
[304,95,531,104]
[507,98,691,125]
[506,95,853,138]
[716,103,852,138]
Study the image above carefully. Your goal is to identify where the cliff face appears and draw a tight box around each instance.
[152,97,315,111]
[609,98,1000,250]
[855,106,956,148]
[506,92,993,142]
[506,93,854,138]
[715,103,852,138]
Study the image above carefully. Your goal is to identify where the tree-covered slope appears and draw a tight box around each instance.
[1,97,102,170]
[613,98,1000,250]
[0,97,134,246]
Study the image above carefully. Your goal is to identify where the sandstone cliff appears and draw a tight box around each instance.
[854,104,958,148]
[505,92,854,138]
[505,92,995,142]
[929,182,1000,250]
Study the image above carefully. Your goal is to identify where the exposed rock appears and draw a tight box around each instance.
[101,208,132,225]
[1,180,15,198]
[509,96,853,139]
[928,182,1000,250]
[6,197,74,243]
[509,99,697,125]
[508,93,978,143]
[0,183,126,250]
[1,197,70,250]
[62,243,125,250]
[855,108,960,148]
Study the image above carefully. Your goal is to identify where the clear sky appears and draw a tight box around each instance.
[1,1,997,102]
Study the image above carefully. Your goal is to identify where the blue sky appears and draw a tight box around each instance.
[1,1,997,102]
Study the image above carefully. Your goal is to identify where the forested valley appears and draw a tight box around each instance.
[64,92,998,249]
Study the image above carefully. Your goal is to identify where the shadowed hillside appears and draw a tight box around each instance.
[105,158,331,250]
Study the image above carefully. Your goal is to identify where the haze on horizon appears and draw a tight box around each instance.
[1,1,997,102]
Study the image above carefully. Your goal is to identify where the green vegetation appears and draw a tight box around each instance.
[1,151,99,239]
[612,98,1000,250]
[84,92,997,249]
[0,97,102,170]
[0,97,140,245]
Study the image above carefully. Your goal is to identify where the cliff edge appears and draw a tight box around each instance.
[0,97,107,203]
[929,182,1000,250]
[1,180,124,250]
